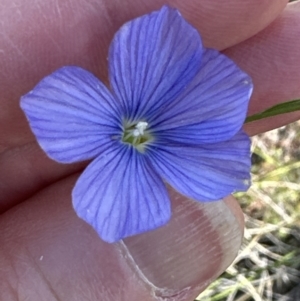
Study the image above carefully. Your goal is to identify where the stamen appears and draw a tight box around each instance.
[122,120,152,151]
[133,121,148,137]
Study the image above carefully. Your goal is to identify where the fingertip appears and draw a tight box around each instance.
[123,188,244,299]
[224,195,245,229]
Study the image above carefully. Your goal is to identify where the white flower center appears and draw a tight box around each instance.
[122,120,153,152]
[132,121,148,137]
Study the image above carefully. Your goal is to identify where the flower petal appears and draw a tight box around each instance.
[20,66,120,163]
[152,48,253,144]
[109,5,202,121]
[72,143,171,243]
[148,131,251,201]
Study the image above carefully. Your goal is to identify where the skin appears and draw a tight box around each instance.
[0,0,300,300]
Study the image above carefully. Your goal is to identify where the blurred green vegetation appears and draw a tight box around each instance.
[197,121,300,301]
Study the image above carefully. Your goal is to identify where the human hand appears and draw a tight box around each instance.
[0,0,300,300]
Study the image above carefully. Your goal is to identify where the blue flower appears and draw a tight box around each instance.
[20,6,253,243]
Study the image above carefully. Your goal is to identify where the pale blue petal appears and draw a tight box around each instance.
[148,131,251,201]
[72,143,171,243]
[20,66,121,163]
[152,48,253,144]
[109,5,202,121]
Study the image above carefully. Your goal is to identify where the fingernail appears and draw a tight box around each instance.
[121,189,243,300]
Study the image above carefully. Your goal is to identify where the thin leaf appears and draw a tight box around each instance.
[245,99,300,123]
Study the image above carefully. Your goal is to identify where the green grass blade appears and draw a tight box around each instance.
[245,99,300,123]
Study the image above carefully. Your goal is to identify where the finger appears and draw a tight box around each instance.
[224,1,300,135]
[0,175,243,301]
[0,0,287,210]
[181,0,288,49]
[0,143,86,213]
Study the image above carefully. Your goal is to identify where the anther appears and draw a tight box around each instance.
[132,121,148,137]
